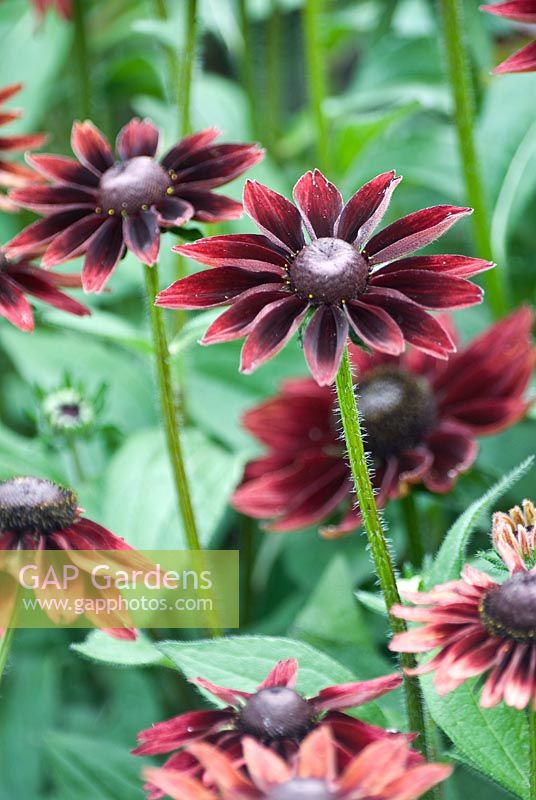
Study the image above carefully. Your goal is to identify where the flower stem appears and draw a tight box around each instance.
[72,0,91,119]
[237,0,260,137]
[437,0,508,317]
[303,0,329,173]
[144,263,200,552]
[334,347,430,754]
[0,624,15,689]
[530,709,536,800]
[266,0,282,150]
[180,0,198,136]
[68,438,86,485]
[401,493,425,566]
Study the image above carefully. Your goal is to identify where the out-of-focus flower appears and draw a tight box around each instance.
[42,386,95,434]
[32,0,71,19]
[157,169,491,385]
[493,499,536,572]
[232,308,534,537]
[389,505,536,709]
[0,83,45,209]
[0,475,136,639]
[7,120,263,292]
[0,247,89,331]
[481,2,536,73]
[145,727,451,800]
[134,658,408,798]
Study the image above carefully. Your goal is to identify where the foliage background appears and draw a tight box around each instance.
[0,0,535,798]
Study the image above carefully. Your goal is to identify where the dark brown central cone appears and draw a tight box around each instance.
[0,476,77,535]
[236,687,315,742]
[59,403,81,419]
[267,779,334,800]
[289,237,369,304]
[481,571,536,642]
[357,366,437,458]
[99,156,171,215]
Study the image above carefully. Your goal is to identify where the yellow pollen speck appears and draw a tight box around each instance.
[94,207,101,214]
[166,187,174,195]
[107,209,115,215]
[141,204,149,211]
[308,293,314,299]
[170,172,178,181]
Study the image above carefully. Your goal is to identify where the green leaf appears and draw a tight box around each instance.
[103,427,244,548]
[422,675,529,799]
[157,635,388,727]
[426,456,534,589]
[71,631,167,668]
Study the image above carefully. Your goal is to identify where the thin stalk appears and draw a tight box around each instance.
[438,0,508,317]
[237,0,260,137]
[401,493,425,566]
[180,0,198,136]
[530,709,536,800]
[303,0,329,172]
[0,625,15,688]
[68,438,86,485]
[152,0,181,136]
[72,0,91,119]
[240,515,255,626]
[334,348,431,758]
[144,263,200,552]
[266,0,282,149]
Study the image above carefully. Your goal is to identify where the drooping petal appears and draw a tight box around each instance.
[123,210,160,265]
[303,304,349,385]
[292,169,343,238]
[71,120,114,175]
[179,189,243,222]
[157,268,282,309]
[142,768,216,800]
[133,710,232,755]
[41,214,106,267]
[312,672,403,712]
[344,298,405,355]
[366,205,472,265]
[201,287,290,344]
[243,180,305,253]
[492,40,536,74]
[173,234,288,274]
[5,209,91,256]
[190,677,250,707]
[82,217,125,293]
[0,273,34,331]
[424,422,478,493]
[9,266,90,317]
[160,128,220,170]
[173,143,263,190]
[155,196,194,226]
[10,184,97,212]
[335,170,401,247]
[116,117,159,159]
[370,269,483,309]
[240,295,308,373]
[26,153,100,188]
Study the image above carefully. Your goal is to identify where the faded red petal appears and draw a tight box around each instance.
[174,143,263,190]
[481,2,536,23]
[240,295,308,373]
[82,217,125,293]
[26,153,100,188]
[0,83,23,104]
[133,710,231,756]
[173,234,288,274]
[366,205,472,265]
[335,170,401,247]
[190,677,250,707]
[41,214,105,267]
[303,304,349,385]
[161,128,220,170]
[157,268,282,309]
[493,40,536,74]
[242,737,292,791]
[312,672,402,713]
[0,132,46,151]
[243,180,305,253]
[71,120,114,175]
[155,197,194,226]
[143,768,217,800]
[6,209,91,256]
[372,254,493,280]
[370,269,483,309]
[424,422,478,493]
[344,298,405,355]
[123,210,160,265]
[10,184,97,212]
[259,658,298,688]
[0,273,34,330]
[116,117,159,159]
[179,190,243,222]
[9,265,89,317]
[292,169,343,239]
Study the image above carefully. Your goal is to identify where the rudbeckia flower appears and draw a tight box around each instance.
[481,2,536,73]
[7,120,263,292]
[157,169,491,385]
[0,83,46,208]
[232,308,534,537]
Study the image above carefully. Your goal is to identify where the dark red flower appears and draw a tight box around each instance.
[481,2,536,73]
[0,476,137,639]
[145,727,451,800]
[156,169,491,386]
[32,0,72,18]
[0,83,46,208]
[0,247,89,331]
[134,658,409,799]
[232,308,534,537]
[7,120,263,292]
[389,507,536,709]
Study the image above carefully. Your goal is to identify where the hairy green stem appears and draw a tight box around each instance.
[401,493,425,566]
[335,347,431,759]
[303,0,329,172]
[237,0,260,137]
[530,709,536,800]
[438,0,508,317]
[68,438,86,485]
[72,0,91,119]
[144,264,200,552]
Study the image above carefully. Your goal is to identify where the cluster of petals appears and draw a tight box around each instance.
[145,725,451,800]
[232,308,534,536]
[482,2,536,73]
[7,120,262,292]
[0,83,46,209]
[493,499,536,570]
[157,169,490,386]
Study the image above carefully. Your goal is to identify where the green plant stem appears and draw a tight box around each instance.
[72,0,91,119]
[438,0,508,317]
[530,709,536,800]
[240,515,255,626]
[0,624,15,689]
[303,0,329,172]
[144,264,200,552]
[401,493,425,566]
[266,0,282,149]
[334,347,431,759]
[180,0,198,136]
[237,0,260,137]
[68,438,85,485]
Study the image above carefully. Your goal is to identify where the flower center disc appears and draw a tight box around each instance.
[0,476,77,535]
[481,572,536,642]
[289,237,369,304]
[358,366,437,458]
[267,778,334,800]
[237,687,315,741]
[99,156,170,215]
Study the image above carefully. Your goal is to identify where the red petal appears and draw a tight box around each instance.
[0,132,46,151]
[155,197,194,226]
[173,234,288,274]
[335,170,401,247]
[344,299,405,354]
[242,738,291,791]
[370,269,483,309]
[10,184,97,212]
[303,304,349,385]
[372,254,493,279]
[366,205,472,264]
[179,189,243,222]
[174,143,263,190]
[26,153,99,188]
[0,83,23,104]
[157,267,282,309]
[312,673,402,712]
[71,120,114,175]
[160,128,220,170]
[6,209,90,256]
[492,40,536,74]
[201,287,289,343]
[240,295,308,373]
[259,658,298,688]
[41,215,105,266]
[424,422,478,493]
[292,169,343,238]
[0,273,34,330]
[133,709,231,755]
[9,266,89,317]
[243,180,305,253]
[116,117,159,159]
[481,2,536,23]
[190,676,249,707]
[123,210,160,265]
[142,769,216,800]
[82,217,125,293]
